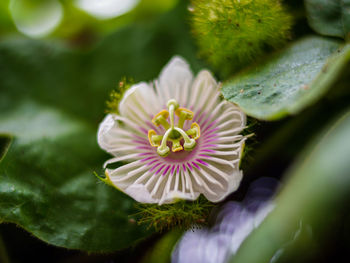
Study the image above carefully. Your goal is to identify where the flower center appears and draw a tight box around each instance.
[148,99,201,157]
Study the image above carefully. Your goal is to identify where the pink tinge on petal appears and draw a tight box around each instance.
[141,156,157,162]
[163,165,171,176]
[177,165,180,174]
[204,121,216,131]
[136,146,151,150]
[155,164,166,175]
[193,109,201,121]
[145,122,164,135]
[196,159,209,166]
[134,134,147,141]
[203,127,220,136]
[204,138,219,143]
[171,165,176,175]
[204,133,219,140]
[145,121,156,131]
[150,163,161,172]
[138,152,154,157]
[203,144,219,148]
[147,159,159,166]
[186,162,193,171]
[202,149,216,153]
[139,127,148,134]
[196,112,219,130]
[196,112,206,125]
[192,161,201,170]
[162,146,199,163]
[132,139,148,145]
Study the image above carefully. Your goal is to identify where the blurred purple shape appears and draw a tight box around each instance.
[172,230,232,263]
[172,177,279,263]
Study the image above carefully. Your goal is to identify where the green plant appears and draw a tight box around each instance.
[190,0,292,77]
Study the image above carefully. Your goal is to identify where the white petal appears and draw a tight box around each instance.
[161,190,200,204]
[97,114,146,156]
[119,82,159,120]
[157,56,193,106]
[97,114,118,153]
[201,166,242,203]
[124,183,158,203]
[189,70,219,113]
[108,162,201,204]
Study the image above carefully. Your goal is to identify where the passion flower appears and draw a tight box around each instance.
[97,56,246,204]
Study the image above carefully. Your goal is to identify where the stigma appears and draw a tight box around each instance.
[148,99,201,157]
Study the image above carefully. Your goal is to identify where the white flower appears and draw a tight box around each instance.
[97,56,246,204]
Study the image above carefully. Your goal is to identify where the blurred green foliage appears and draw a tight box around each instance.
[0,1,13,34]
[141,229,183,263]
[222,37,349,120]
[0,135,11,162]
[0,0,177,39]
[231,108,350,263]
[305,0,350,40]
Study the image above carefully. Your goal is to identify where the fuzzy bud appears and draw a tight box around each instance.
[190,0,293,77]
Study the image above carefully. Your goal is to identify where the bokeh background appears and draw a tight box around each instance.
[1,0,350,263]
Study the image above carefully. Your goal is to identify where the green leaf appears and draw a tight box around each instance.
[305,0,350,39]
[141,230,183,263]
[0,134,12,162]
[0,1,202,252]
[230,108,350,262]
[221,36,350,120]
[0,102,151,252]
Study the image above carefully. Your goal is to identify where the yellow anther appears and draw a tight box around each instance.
[175,108,194,128]
[187,122,201,140]
[175,108,194,119]
[148,130,162,147]
[152,110,170,129]
[171,139,183,152]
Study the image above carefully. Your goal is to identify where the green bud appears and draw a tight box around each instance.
[190,0,293,77]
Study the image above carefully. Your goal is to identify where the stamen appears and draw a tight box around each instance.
[172,139,183,152]
[167,99,179,128]
[175,108,194,129]
[148,130,162,147]
[174,127,196,151]
[187,123,201,140]
[152,110,170,130]
[157,128,172,157]
[148,99,201,157]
